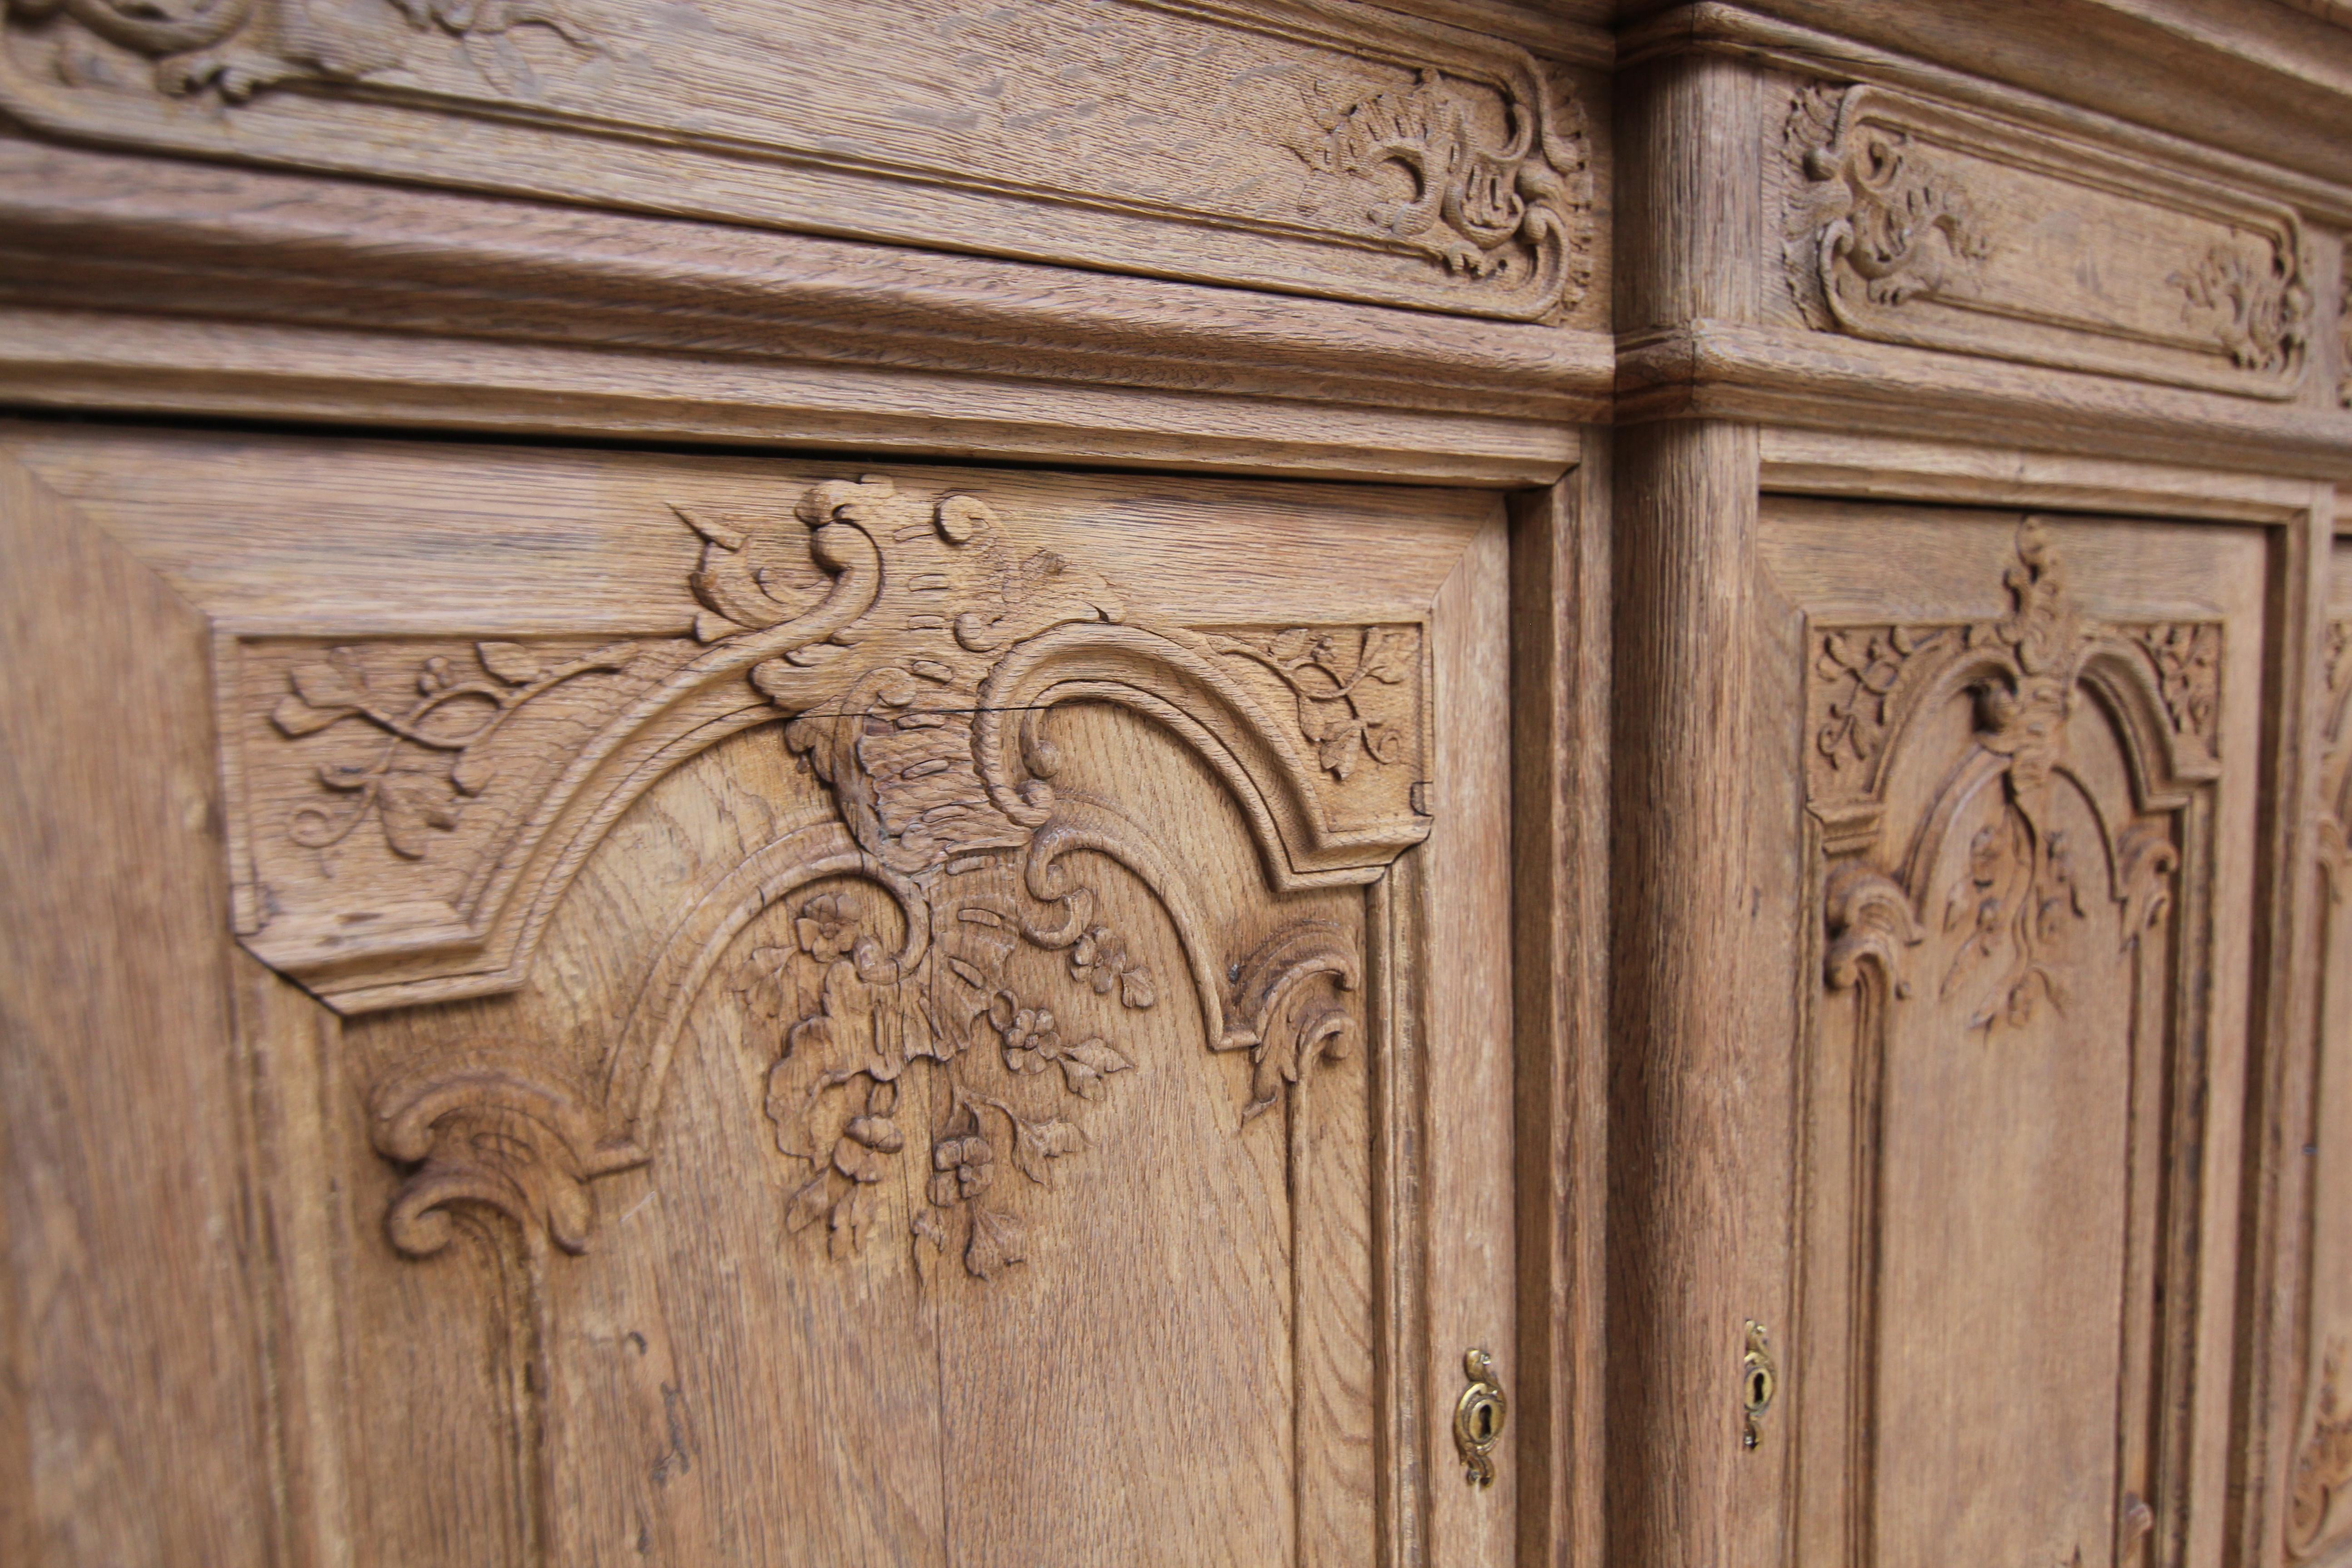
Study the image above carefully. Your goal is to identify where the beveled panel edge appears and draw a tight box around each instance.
[1758,427,2326,525]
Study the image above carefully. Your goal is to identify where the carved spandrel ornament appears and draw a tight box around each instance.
[235,474,1428,1280]
[0,0,1596,323]
[1780,80,2312,398]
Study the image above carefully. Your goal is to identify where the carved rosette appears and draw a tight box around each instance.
[351,475,1420,1281]
[1809,521,2212,1031]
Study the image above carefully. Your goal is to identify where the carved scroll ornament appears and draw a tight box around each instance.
[1287,63,1593,316]
[307,475,1426,1281]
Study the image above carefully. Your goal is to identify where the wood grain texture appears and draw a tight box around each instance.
[0,452,277,1564]
[1507,447,1609,1568]
[0,418,1520,1566]
[0,0,1607,326]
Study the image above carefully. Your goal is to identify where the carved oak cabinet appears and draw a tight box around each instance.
[2,2,2352,1567]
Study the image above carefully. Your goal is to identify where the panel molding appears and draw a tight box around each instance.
[1799,519,2219,1568]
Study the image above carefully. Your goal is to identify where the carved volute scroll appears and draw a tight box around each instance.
[1805,519,2218,1568]
[1780,81,2312,398]
[239,473,1431,1279]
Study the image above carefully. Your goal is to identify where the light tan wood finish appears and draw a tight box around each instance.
[14,0,2352,1565]
[0,421,1526,1565]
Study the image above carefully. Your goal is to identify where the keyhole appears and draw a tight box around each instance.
[1473,1402,1495,1442]
[1747,1368,1770,1408]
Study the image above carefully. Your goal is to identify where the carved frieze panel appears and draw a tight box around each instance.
[1780,82,2312,398]
[1793,517,2236,1568]
[0,0,1597,323]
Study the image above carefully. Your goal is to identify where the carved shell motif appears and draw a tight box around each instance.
[358,476,1394,1284]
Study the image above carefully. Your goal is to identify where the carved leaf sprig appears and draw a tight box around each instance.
[2292,1340,2352,1559]
[271,639,635,861]
[2132,623,2223,757]
[1206,626,1416,781]
[1813,625,1955,776]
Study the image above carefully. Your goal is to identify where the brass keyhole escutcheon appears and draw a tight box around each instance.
[1454,1348,1507,1488]
[1742,1321,1778,1451]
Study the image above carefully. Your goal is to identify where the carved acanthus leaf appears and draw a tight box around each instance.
[1288,62,1592,314]
[4,0,593,101]
[1783,82,1992,332]
[372,1058,598,1258]
[1823,863,1923,997]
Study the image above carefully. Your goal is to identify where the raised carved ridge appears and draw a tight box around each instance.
[2323,621,2352,902]
[358,474,1408,1277]
[1779,80,2312,397]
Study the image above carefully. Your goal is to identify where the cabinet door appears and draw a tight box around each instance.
[0,422,1518,1567]
[1766,504,2268,1568]
[2279,537,2352,1567]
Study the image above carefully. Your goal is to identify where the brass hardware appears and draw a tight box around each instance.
[1453,1348,1507,1488]
[1742,1321,1778,1451]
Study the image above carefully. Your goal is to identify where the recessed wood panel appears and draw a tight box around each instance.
[1764,504,2268,1568]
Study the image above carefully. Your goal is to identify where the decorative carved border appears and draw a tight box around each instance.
[1782,82,2312,399]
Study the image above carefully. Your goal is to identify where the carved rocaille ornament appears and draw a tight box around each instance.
[1286,62,1593,317]
[1811,520,2210,1028]
[1781,80,2313,397]
[267,475,1428,1278]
